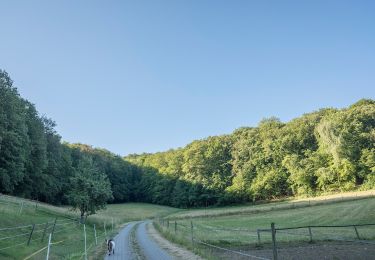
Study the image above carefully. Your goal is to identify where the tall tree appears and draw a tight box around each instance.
[66,156,113,222]
[0,70,28,193]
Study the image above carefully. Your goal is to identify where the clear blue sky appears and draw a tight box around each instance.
[1,1,374,156]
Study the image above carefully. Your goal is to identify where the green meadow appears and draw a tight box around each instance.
[158,193,375,248]
[0,195,177,259]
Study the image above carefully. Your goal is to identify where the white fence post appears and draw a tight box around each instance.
[94,224,98,245]
[46,233,52,260]
[19,202,24,214]
[84,224,87,260]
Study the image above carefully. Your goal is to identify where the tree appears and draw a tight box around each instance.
[0,70,29,193]
[15,101,47,198]
[66,156,113,222]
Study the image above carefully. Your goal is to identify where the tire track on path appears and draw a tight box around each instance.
[105,220,198,260]
[104,222,138,260]
[135,221,173,260]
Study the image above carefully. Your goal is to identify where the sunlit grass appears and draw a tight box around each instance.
[160,196,375,247]
[0,195,179,259]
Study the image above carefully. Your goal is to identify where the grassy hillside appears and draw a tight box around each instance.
[0,195,178,259]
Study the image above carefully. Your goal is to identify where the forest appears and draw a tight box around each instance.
[1,70,374,209]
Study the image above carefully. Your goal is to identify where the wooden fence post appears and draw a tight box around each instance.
[104,222,107,237]
[27,224,35,246]
[308,226,313,243]
[167,220,169,229]
[41,221,49,242]
[175,221,177,234]
[257,229,261,244]
[191,221,194,245]
[51,218,57,237]
[271,223,278,260]
[353,226,360,239]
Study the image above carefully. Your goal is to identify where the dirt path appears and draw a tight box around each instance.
[104,221,201,260]
[104,222,138,260]
[146,221,203,260]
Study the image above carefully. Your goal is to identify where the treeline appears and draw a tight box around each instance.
[127,101,375,207]
[1,70,374,209]
[0,70,138,206]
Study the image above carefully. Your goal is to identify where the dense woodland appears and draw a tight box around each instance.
[1,70,374,209]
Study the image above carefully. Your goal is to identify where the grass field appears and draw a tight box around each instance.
[157,192,375,255]
[94,203,181,225]
[0,195,178,259]
[166,189,375,220]
[2,190,374,259]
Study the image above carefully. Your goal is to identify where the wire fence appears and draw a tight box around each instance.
[0,196,118,260]
[156,219,375,260]
[0,217,115,259]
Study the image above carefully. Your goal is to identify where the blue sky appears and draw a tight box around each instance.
[1,1,374,156]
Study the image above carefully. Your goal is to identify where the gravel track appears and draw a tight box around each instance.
[136,221,173,260]
[104,221,174,260]
[104,222,138,260]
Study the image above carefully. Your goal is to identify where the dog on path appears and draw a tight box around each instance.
[105,239,115,255]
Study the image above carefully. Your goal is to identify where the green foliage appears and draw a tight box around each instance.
[66,156,113,221]
[0,70,138,218]
[128,99,375,207]
[0,70,28,193]
[0,69,374,210]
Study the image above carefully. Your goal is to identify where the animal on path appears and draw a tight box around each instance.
[106,239,115,255]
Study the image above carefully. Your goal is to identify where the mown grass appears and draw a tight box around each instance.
[94,202,181,224]
[166,189,375,219]
[159,196,375,249]
[0,195,179,259]
[193,197,375,229]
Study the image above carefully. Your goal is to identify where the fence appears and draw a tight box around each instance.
[0,195,117,259]
[156,219,375,260]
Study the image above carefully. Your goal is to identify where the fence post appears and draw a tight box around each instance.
[271,223,278,260]
[104,222,107,237]
[190,221,194,245]
[257,229,261,244]
[51,218,57,237]
[19,202,24,214]
[41,221,49,242]
[175,221,177,234]
[308,226,313,243]
[167,220,169,229]
[27,224,36,246]
[84,224,87,260]
[46,233,52,260]
[112,217,114,231]
[353,226,360,239]
[94,224,98,245]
